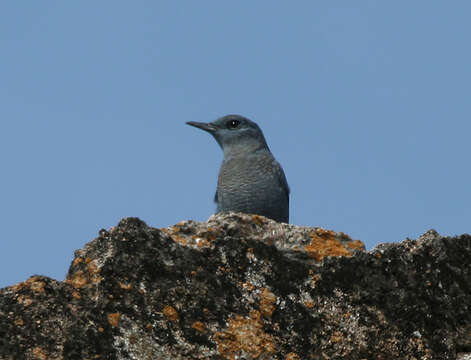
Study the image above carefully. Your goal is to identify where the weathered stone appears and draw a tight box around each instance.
[1,213,470,359]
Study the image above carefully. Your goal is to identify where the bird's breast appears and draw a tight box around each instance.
[216,155,287,217]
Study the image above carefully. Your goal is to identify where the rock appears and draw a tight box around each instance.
[1,213,470,359]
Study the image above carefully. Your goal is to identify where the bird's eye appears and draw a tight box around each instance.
[227,119,240,129]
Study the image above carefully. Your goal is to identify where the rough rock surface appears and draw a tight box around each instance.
[1,213,470,360]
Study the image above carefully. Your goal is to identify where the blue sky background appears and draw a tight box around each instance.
[1,2,470,288]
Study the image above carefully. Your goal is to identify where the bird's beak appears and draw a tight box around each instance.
[186,121,217,133]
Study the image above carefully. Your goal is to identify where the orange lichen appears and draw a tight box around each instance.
[345,239,366,251]
[214,310,275,359]
[304,300,315,309]
[85,258,103,284]
[163,305,179,321]
[260,288,277,317]
[164,225,188,245]
[309,269,320,278]
[330,331,344,343]
[32,347,47,360]
[171,234,187,245]
[194,227,219,243]
[192,321,206,333]
[191,235,211,247]
[252,215,266,226]
[246,248,257,262]
[285,353,300,360]
[13,276,46,294]
[165,224,219,248]
[29,280,46,294]
[107,312,120,327]
[16,295,33,307]
[66,270,88,289]
[72,257,83,266]
[66,258,102,288]
[241,282,256,291]
[305,230,360,261]
[205,227,218,241]
[119,282,132,290]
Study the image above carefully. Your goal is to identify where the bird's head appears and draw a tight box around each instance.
[187,115,269,156]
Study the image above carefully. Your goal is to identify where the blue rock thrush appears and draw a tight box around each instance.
[186,114,290,223]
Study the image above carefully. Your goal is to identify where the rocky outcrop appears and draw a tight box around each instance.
[1,213,470,359]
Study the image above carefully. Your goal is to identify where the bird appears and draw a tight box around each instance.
[186,114,290,223]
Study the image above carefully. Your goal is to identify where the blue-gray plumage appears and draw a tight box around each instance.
[186,114,290,223]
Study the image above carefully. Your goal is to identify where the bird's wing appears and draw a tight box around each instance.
[274,160,290,200]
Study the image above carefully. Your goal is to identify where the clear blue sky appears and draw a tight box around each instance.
[1,2,470,288]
